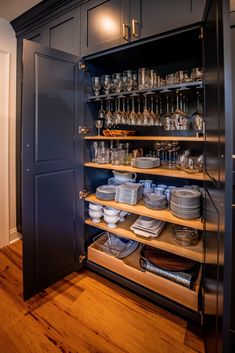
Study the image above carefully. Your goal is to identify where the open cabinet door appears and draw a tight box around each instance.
[203,0,233,352]
[22,39,85,300]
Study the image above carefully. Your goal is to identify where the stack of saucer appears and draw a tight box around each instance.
[132,157,160,169]
[144,193,168,210]
[115,183,143,205]
[96,185,116,201]
[130,216,165,238]
[170,188,201,219]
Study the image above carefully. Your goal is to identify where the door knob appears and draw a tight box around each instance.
[78,126,90,135]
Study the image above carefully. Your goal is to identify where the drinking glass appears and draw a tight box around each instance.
[113,98,122,126]
[129,96,137,125]
[191,67,203,81]
[138,68,150,89]
[126,70,134,91]
[95,119,103,136]
[136,97,142,125]
[112,73,123,93]
[142,95,150,126]
[148,96,156,126]
[92,76,101,96]
[98,100,105,119]
[102,74,112,95]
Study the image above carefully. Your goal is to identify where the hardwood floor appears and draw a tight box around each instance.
[0,240,205,353]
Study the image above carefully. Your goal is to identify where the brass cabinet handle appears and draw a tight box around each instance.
[131,18,138,37]
[122,23,128,41]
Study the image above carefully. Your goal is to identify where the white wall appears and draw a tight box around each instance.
[0,17,19,247]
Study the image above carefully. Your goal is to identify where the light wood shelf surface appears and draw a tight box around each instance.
[85,162,203,180]
[85,215,203,262]
[85,135,204,141]
[85,195,203,230]
[88,240,201,312]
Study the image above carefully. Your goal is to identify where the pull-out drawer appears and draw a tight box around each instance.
[88,236,202,312]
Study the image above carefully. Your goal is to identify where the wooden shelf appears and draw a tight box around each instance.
[85,215,203,262]
[85,135,204,141]
[84,162,203,180]
[85,195,203,230]
[88,240,201,311]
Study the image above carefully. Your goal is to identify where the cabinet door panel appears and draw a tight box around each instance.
[81,0,130,56]
[47,8,80,56]
[35,54,75,161]
[35,170,77,281]
[137,0,204,40]
[22,40,84,299]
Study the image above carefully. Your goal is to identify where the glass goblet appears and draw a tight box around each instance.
[92,76,101,96]
[95,119,103,136]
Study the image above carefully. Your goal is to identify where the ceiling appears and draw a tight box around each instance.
[0,0,42,22]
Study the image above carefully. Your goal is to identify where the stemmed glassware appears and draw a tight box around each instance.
[148,96,156,126]
[113,98,122,127]
[102,74,112,95]
[162,96,174,130]
[142,95,150,126]
[95,119,103,136]
[92,77,101,96]
[98,100,105,120]
[136,97,142,125]
[154,98,162,126]
[129,96,137,125]
[191,91,203,131]
[112,73,122,93]
[104,99,113,128]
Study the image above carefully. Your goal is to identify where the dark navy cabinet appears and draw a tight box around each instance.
[81,0,130,56]
[21,40,85,299]
[81,0,206,56]
[23,7,81,56]
[12,1,234,352]
[132,0,206,41]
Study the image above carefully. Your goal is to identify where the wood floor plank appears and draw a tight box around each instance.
[0,240,205,353]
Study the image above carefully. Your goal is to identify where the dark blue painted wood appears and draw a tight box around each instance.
[203,0,233,352]
[81,0,130,56]
[22,40,85,299]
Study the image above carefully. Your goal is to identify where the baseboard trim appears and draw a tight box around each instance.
[9,228,22,243]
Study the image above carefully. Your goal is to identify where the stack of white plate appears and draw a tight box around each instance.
[132,157,160,169]
[144,193,168,209]
[115,183,143,205]
[170,188,201,219]
[96,185,116,201]
[130,216,165,238]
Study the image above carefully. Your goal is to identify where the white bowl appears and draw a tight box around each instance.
[103,207,120,216]
[139,216,155,228]
[89,203,103,211]
[89,210,103,218]
[104,215,120,228]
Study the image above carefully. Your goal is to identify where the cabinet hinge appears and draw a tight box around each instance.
[79,189,90,199]
[199,27,204,39]
[79,62,87,71]
[79,254,86,263]
[78,126,90,135]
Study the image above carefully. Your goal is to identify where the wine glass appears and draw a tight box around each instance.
[113,98,122,127]
[129,96,137,125]
[142,95,150,126]
[92,76,101,96]
[104,99,113,128]
[98,100,105,119]
[148,96,156,126]
[192,91,203,131]
[95,119,103,136]
[102,74,112,95]
[112,73,122,93]
[162,96,174,130]
[136,97,142,125]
